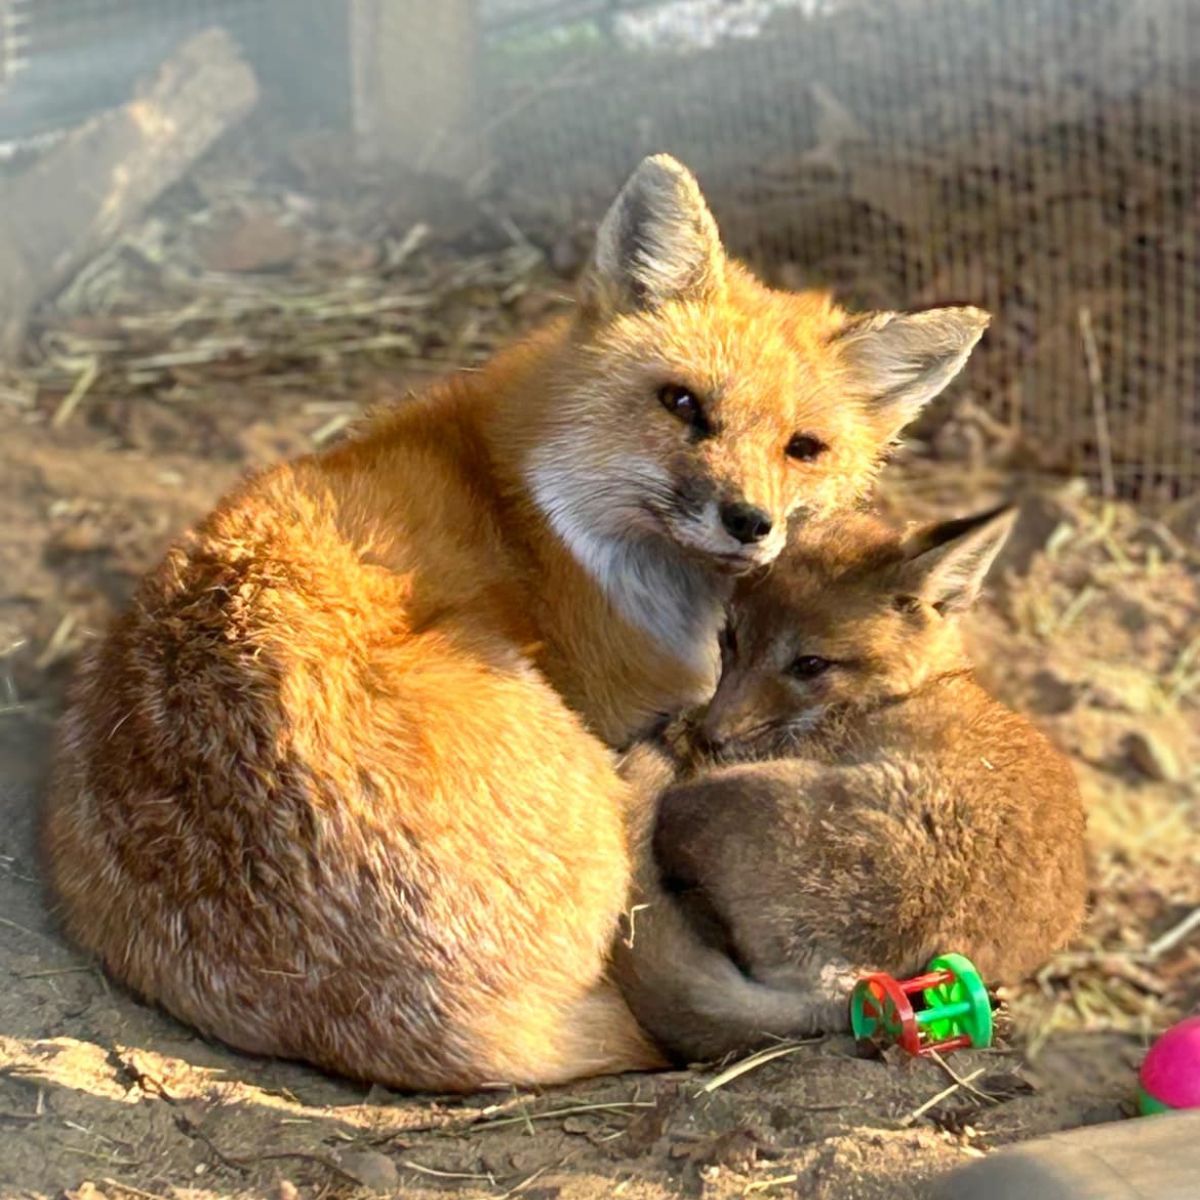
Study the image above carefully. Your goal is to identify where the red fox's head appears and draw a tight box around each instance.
[528,155,989,576]
[695,505,1016,757]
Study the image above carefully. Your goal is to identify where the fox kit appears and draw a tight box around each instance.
[43,155,990,1090]
[614,507,1087,1063]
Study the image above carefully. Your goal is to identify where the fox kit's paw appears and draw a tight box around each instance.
[756,956,859,993]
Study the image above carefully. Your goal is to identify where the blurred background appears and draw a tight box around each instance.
[0,3,1197,1197]
[3,0,1199,496]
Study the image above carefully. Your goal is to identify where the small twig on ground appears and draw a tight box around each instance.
[899,1067,987,1127]
[310,413,353,446]
[512,1088,536,1138]
[33,612,78,670]
[226,1150,357,1183]
[746,1176,801,1195]
[18,964,94,980]
[499,1152,581,1200]
[0,915,50,942]
[51,356,100,428]
[1146,906,1200,961]
[463,1099,656,1133]
[500,1162,554,1199]
[698,1038,822,1095]
[401,1160,496,1183]
[927,1051,998,1105]
[59,1145,140,1168]
[101,1179,170,1200]
[377,1097,654,1143]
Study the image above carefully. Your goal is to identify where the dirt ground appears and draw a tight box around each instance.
[2,359,1197,1200]
[1,148,1198,1199]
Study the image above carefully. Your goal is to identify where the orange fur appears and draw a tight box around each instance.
[41,156,989,1089]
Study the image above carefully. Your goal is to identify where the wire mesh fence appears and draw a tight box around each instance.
[1,0,1197,499]
[0,0,26,92]
[477,0,1200,499]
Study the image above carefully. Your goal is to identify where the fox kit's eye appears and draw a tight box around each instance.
[789,654,832,679]
[659,384,711,436]
[786,434,827,462]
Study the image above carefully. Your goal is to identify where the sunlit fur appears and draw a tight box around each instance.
[41,156,987,1091]
[527,275,917,671]
[614,511,1088,1063]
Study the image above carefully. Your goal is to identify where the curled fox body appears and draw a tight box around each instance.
[43,156,989,1090]
[614,508,1088,1063]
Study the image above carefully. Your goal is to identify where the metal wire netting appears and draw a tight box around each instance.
[1,0,1198,499]
[478,0,1200,499]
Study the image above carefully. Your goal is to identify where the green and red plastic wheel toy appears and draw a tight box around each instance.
[850,953,994,1057]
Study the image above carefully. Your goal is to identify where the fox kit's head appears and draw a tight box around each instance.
[696,505,1016,757]
[529,154,990,576]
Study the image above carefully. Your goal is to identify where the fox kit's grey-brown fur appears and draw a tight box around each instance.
[612,507,1087,1062]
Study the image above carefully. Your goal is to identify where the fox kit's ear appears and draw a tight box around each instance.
[835,306,990,437]
[900,504,1016,613]
[582,154,725,316]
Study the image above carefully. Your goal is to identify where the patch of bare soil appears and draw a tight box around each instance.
[0,147,1196,1200]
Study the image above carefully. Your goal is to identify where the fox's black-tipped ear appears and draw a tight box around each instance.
[834,306,990,438]
[582,154,725,315]
[899,504,1016,613]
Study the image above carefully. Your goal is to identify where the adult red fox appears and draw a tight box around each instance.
[43,155,989,1089]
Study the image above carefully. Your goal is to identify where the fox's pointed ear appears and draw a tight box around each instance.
[834,307,990,438]
[582,154,725,316]
[899,504,1016,613]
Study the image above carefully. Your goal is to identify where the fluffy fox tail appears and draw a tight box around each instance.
[609,745,851,1063]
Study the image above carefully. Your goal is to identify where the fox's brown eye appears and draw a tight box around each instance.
[789,654,832,679]
[659,384,711,436]
[786,434,827,462]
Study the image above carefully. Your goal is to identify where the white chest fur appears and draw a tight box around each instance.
[529,457,725,685]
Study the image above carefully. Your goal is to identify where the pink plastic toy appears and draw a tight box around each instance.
[1138,1015,1200,1114]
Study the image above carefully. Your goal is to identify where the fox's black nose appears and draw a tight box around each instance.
[720,501,773,545]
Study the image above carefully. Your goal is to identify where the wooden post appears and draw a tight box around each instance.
[350,0,483,180]
[0,27,259,358]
